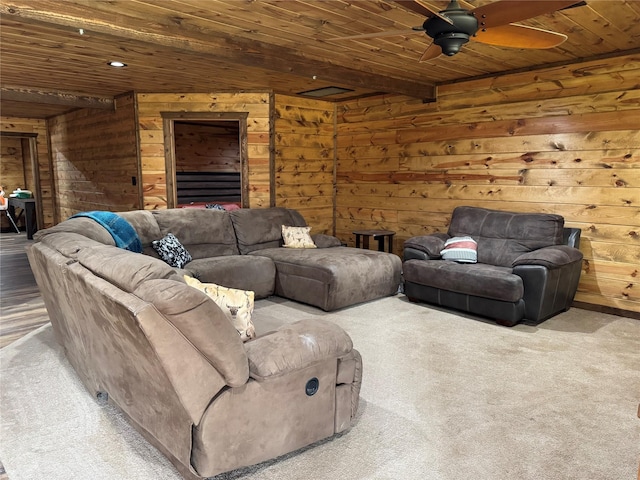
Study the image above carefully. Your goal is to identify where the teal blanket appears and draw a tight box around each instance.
[71,211,142,253]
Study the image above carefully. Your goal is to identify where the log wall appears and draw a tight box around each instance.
[47,93,139,220]
[274,94,336,234]
[336,53,640,314]
[174,122,240,173]
[0,116,54,228]
[136,92,271,209]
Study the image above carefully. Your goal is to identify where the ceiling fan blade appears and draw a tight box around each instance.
[329,28,421,41]
[472,0,586,29]
[395,0,454,25]
[457,0,476,9]
[559,1,587,10]
[419,41,442,62]
[474,24,568,49]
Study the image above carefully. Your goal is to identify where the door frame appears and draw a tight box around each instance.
[161,111,249,209]
[0,131,44,231]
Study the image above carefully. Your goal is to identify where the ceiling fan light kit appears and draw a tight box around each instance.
[433,32,470,56]
[424,1,478,57]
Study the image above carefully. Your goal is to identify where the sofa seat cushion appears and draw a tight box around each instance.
[403,259,524,303]
[249,247,402,311]
[185,255,276,299]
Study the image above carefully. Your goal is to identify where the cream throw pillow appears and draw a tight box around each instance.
[281,225,317,248]
[184,275,256,341]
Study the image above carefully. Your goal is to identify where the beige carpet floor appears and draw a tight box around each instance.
[1,295,639,480]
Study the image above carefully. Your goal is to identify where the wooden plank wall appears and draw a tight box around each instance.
[136,92,271,209]
[174,122,240,173]
[336,53,640,314]
[47,93,139,220]
[274,94,336,234]
[0,116,54,228]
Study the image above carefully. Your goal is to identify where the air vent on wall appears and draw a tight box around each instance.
[297,86,355,98]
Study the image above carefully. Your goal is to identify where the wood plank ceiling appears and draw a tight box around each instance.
[1,0,640,118]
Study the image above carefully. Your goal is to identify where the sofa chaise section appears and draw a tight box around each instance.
[230,207,403,311]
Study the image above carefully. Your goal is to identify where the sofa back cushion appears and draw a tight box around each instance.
[230,207,307,254]
[76,244,182,293]
[38,231,112,258]
[33,216,116,246]
[118,210,162,247]
[448,206,564,267]
[151,209,240,258]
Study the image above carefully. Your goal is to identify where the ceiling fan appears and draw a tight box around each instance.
[332,0,587,61]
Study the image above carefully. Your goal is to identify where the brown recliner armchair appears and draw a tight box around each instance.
[403,206,583,326]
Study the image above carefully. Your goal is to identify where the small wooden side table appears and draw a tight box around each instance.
[353,229,396,253]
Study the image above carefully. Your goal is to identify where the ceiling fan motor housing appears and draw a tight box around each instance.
[423,3,479,56]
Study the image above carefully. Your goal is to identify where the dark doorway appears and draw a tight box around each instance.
[163,112,248,209]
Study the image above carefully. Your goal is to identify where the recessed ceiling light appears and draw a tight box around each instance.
[107,61,127,68]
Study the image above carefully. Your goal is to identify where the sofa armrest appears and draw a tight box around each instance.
[403,234,447,260]
[513,256,583,323]
[512,245,583,269]
[245,319,353,380]
[312,233,343,248]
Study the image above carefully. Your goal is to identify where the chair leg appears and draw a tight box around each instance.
[5,211,20,234]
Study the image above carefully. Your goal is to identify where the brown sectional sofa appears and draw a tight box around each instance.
[27,207,401,479]
[120,206,402,310]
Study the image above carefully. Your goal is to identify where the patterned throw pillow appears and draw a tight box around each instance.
[184,275,256,341]
[205,203,226,211]
[151,233,192,268]
[440,236,478,263]
[281,225,317,249]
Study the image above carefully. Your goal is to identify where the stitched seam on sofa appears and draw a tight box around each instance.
[476,210,489,239]
[552,270,561,307]
[553,219,560,246]
[504,215,514,240]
